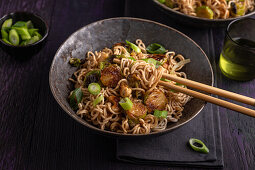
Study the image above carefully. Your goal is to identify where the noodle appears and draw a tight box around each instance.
[163,0,255,19]
[69,39,192,134]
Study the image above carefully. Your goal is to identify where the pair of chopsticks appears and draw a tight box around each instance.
[113,58,255,117]
[159,74,255,118]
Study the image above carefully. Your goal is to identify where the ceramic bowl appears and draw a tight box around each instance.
[49,17,213,138]
[152,0,255,27]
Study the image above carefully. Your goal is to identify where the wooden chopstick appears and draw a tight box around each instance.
[159,81,255,118]
[162,73,255,106]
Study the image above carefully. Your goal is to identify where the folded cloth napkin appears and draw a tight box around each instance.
[116,103,223,168]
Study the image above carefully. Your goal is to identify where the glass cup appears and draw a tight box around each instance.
[219,18,255,81]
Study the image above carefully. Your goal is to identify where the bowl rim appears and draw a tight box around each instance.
[152,0,255,23]
[0,11,49,47]
[49,17,214,137]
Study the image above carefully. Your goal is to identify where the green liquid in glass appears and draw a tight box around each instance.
[219,38,255,81]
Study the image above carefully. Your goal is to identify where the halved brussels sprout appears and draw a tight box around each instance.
[230,2,246,17]
[196,6,214,19]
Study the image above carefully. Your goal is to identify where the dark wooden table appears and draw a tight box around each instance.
[0,0,255,169]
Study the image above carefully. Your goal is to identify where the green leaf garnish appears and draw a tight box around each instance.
[69,87,83,110]
[146,43,166,54]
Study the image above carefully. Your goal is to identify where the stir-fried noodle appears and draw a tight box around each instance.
[69,39,191,134]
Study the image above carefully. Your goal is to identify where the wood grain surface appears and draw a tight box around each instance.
[0,0,254,170]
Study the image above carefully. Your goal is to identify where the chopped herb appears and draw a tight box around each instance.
[126,40,141,53]
[153,110,168,118]
[146,43,166,54]
[142,58,162,68]
[93,94,104,107]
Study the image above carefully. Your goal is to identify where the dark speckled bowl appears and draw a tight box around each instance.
[49,17,213,138]
[152,0,255,27]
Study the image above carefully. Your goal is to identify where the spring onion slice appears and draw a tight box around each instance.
[116,54,136,61]
[2,19,12,29]
[88,83,101,95]
[2,39,11,44]
[9,29,19,46]
[142,58,162,68]
[146,43,166,54]
[1,29,8,39]
[23,36,40,45]
[171,59,191,73]
[127,56,136,61]
[26,20,34,29]
[93,94,104,107]
[160,78,171,82]
[153,110,168,118]
[126,40,141,53]
[34,32,42,39]
[119,97,133,110]
[13,27,31,40]
[12,21,27,27]
[28,28,39,35]
[189,138,209,154]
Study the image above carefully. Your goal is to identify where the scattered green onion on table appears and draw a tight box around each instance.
[189,138,209,154]
[1,18,42,46]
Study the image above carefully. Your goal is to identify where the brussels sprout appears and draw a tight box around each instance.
[196,6,214,19]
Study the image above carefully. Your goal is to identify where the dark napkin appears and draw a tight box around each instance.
[116,103,223,168]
